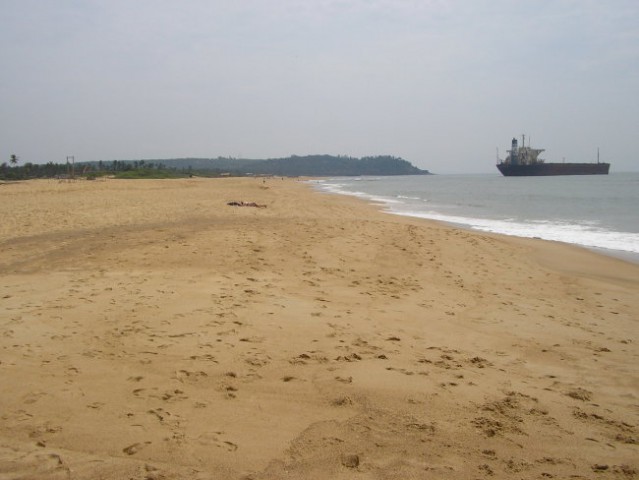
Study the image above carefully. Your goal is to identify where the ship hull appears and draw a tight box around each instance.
[497,162,610,176]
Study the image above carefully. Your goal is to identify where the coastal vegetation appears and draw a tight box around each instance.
[0,159,187,181]
[1,154,429,180]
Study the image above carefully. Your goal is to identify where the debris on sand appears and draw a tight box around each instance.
[227,201,266,208]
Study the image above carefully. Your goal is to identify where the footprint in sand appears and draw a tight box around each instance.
[1,451,69,477]
[197,432,238,451]
[565,388,592,402]
[23,391,47,405]
[122,441,151,455]
[175,369,209,384]
[159,389,188,402]
[335,376,353,383]
[331,396,354,407]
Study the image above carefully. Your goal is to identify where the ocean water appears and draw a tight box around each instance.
[310,172,639,263]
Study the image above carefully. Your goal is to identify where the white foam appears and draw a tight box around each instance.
[310,179,639,255]
[311,181,404,205]
[396,195,422,201]
[388,208,639,254]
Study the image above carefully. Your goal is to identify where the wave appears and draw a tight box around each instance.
[389,208,639,255]
[310,180,639,256]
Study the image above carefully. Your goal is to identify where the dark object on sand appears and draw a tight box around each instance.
[227,201,267,208]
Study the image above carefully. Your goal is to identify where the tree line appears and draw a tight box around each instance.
[0,156,189,180]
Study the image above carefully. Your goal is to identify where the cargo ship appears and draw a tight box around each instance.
[496,136,610,176]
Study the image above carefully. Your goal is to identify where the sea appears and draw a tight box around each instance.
[309,172,639,264]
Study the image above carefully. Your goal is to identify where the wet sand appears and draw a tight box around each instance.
[0,177,637,479]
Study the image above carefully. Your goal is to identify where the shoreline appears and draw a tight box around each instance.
[308,175,639,265]
[1,177,637,479]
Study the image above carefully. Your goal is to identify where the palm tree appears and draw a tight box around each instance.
[9,154,18,167]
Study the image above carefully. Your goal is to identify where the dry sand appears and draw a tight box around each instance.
[0,177,637,479]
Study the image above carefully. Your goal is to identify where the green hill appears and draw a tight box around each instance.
[149,154,430,176]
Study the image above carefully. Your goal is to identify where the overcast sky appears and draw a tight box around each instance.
[1,0,637,173]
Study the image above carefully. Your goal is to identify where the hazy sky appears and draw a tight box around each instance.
[1,0,637,173]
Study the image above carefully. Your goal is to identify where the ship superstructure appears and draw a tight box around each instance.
[505,135,545,166]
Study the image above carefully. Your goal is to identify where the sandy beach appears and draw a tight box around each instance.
[0,177,637,479]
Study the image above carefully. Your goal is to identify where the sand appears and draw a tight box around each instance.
[0,177,637,479]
